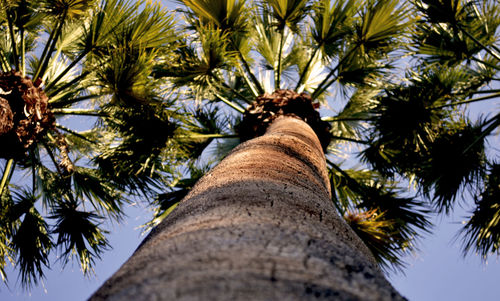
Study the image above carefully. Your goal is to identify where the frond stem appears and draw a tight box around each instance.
[49,94,102,108]
[211,73,252,103]
[428,93,500,110]
[0,159,15,196]
[46,71,91,97]
[322,116,373,122]
[231,40,264,96]
[51,108,108,117]
[214,92,245,113]
[45,51,88,92]
[463,113,500,155]
[41,141,65,177]
[295,45,320,92]
[220,81,252,104]
[312,73,340,100]
[470,56,500,71]
[275,26,285,90]
[0,50,10,72]
[20,27,25,76]
[470,89,500,95]
[33,16,60,80]
[55,124,98,144]
[177,133,239,139]
[30,149,37,194]
[34,9,68,82]
[312,45,359,100]
[459,25,500,61]
[331,135,370,144]
[6,11,19,70]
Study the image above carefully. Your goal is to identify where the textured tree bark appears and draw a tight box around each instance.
[89,116,405,301]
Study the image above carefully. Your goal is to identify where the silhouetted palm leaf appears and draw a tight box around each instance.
[461,163,500,258]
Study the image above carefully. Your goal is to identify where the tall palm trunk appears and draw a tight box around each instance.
[90,116,404,300]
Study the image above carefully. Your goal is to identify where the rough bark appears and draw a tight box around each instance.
[89,116,405,301]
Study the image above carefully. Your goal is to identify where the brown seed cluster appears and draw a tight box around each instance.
[56,134,74,174]
[238,89,332,151]
[0,71,55,160]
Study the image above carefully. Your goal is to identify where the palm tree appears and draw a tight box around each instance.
[363,0,500,260]
[153,0,431,269]
[0,0,187,287]
[91,0,428,298]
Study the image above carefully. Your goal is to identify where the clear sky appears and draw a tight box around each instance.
[2,1,500,300]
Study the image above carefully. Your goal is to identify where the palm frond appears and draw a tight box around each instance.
[267,0,309,32]
[310,0,357,58]
[418,119,486,213]
[326,88,378,150]
[72,167,124,220]
[413,0,500,65]
[50,199,110,275]
[460,163,500,258]
[10,190,52,288]
[181,0,248,33]
[328,160,431,271]
[354,0,408,56]
[344,209,405,271]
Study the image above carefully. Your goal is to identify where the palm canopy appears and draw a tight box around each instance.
[0,0,198,287]
[363,0,500,260]
[152,0,431,271]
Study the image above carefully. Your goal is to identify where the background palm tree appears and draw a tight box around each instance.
[363,0,500,260]
[0,0,194,287]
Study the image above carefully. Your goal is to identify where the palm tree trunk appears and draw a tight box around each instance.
[89,116,405,301]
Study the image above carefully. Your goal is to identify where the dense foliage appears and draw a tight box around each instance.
[0,0,194,287]
[364,0,500,260]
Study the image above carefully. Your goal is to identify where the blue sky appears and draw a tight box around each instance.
[2,1,500,300]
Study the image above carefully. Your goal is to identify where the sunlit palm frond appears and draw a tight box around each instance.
[181,0,248,33]
[354,0,408,56]
[310,0,357,58]
[344,209,406,271]
[267,0,309,32]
